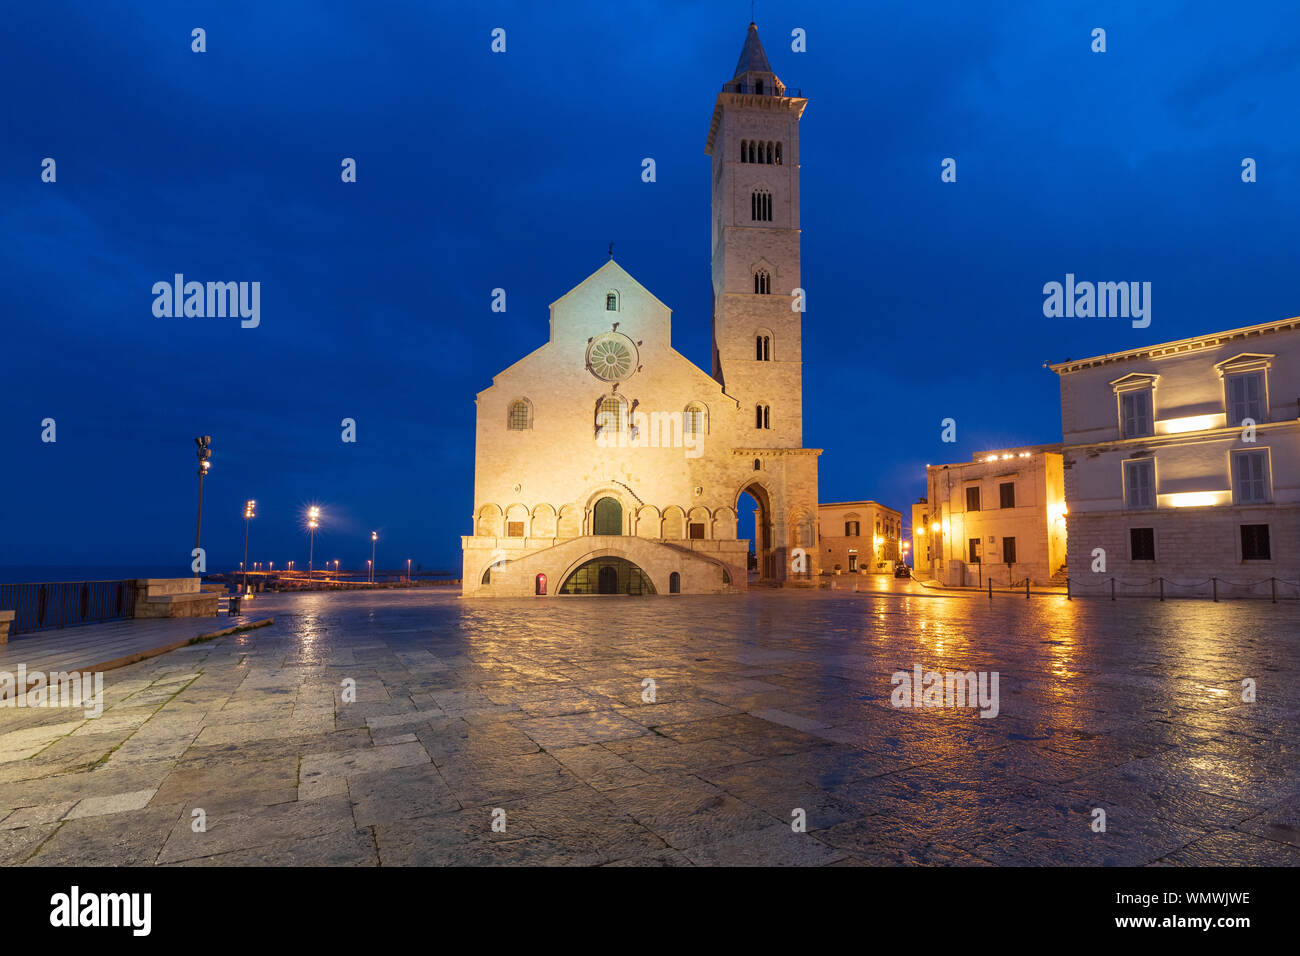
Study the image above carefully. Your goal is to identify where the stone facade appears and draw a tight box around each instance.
[462,24,820,596]
[818,501,902,575]
[1050,317,1300,597]
[919,447,1068,587]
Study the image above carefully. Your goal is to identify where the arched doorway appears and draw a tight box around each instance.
[594,497,623,535]
[560,556,656,595]
[669,571,680,593]
[535,573,547,595]
[737,482,776,583]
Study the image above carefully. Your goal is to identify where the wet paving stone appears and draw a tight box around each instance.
[0,587,1295,865]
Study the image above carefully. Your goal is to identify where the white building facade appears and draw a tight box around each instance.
[1050,318,1300,597]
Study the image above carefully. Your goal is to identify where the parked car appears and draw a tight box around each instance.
[894,564,911,578]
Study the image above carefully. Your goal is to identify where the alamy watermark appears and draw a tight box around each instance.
[0,666,104,718]
[152,274,260,328]
[890,664,999,718]
[1043,274,1150,328]
[596,408,704,459]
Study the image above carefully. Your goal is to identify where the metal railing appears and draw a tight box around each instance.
[0,580,137,635]
[1065,575,1300,602]
[729,83,803,97]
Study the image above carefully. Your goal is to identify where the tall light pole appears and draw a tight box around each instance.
[194,436,211,575]
[406,558,411,583]
[308,506,320,583]
[370,532,377,583]
[242,500,255,594]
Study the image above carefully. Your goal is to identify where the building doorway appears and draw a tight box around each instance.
[737,482,776,582]
[594,497,622,535]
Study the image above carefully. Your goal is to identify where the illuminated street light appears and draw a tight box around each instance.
[406,558,411,583]
[242,499,255,595]
[308,506,320,582]
[193,436,212,576]
[370,531,378,584]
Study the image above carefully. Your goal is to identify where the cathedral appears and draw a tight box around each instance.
[461,23,821,595]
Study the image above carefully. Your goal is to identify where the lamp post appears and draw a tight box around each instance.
[242,500,255,594]
[370,532,377,583]
[308,507,320,583]
[406,558,411,583]
[194,436,211,575]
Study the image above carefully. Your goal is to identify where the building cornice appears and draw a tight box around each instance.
[1048,317,1300,374]
[732,447,822,457]
[705,93,809,156]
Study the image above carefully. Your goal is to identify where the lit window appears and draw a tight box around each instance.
[597,396,625,434]
[1226,372,1264,426]
[684,403,706,435]
[508,400,531,430]
[1120,391,1153,438]
[1233,450,1270,504]
[1124,459,1155,509]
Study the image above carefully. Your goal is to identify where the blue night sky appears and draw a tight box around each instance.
[2,1,1298,575]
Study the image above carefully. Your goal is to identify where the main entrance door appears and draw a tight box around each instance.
[597,565,618,594]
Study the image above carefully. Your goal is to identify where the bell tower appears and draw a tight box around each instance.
[705,22,808,448]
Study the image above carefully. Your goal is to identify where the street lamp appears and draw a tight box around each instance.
[242,500,255,594]
[406,558,411,583]
[370,532,377,584]
[307,506,320,582]
[194,436,212,575]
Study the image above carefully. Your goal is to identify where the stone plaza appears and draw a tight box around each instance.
[1,586,1297,866]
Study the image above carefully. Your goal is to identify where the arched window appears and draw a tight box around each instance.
[596,395,626,435]
[753,269,771,295]
[755,79,764,95]
[684,402,707,435]
[755,334,771,360]
[740,139,747,163]
[755,404,771,429]
[507,399,531,430]
[766,142,773,164]
[605,291,618,311]
[748,141,756,164]
[751,189,771,222]
[775,142,782,165]
[594,497,623,535]
[753,458,761,471]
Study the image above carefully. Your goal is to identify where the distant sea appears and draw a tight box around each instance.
[0,564,195,585]
[0,565,458,585]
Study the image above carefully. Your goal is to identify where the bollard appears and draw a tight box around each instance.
[1159,577,1164,601]
[1026,578,1030,599]
[1272,577,1277,604]
[1212,577,1218,602]
[988,579,993,600]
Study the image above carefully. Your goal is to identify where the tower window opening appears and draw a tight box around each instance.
[753,269,771,295]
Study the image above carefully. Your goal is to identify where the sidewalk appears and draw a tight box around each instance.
[0,613,272,679]
[911,577,1067,596]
